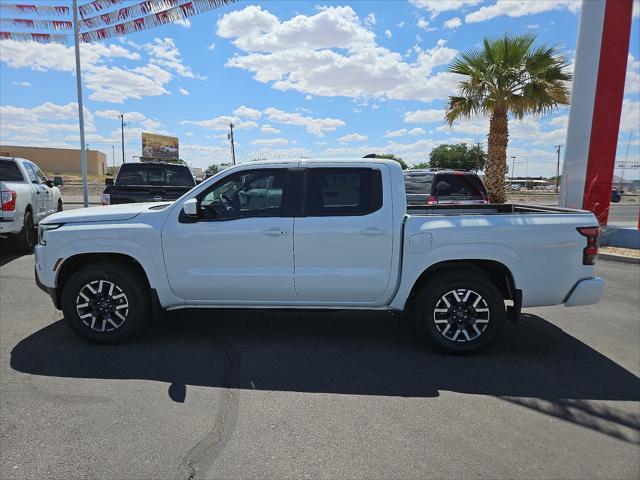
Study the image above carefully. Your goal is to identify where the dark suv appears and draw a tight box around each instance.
[103,162,195,205]
[404,170,489,206]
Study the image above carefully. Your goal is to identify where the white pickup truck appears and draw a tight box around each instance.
[1,156,63,252]
[35,159,604,352]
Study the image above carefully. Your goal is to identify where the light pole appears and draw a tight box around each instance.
[72,0,88,208]
[554,144,562,193]
[120,114,128,164]
[228,123,236,165]
[510,155,516,187]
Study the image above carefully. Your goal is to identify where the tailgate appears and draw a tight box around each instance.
[110,185,190,204]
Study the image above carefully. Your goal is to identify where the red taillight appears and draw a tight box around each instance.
[1,190,16,212]
[577,227,599,265]
[426,195,438,205]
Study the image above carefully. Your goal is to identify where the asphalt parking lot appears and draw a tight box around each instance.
[1,253,639,479]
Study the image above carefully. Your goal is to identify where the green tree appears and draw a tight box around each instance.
[365,153,408,170]
[428,143,486,171]
[205,164,219,175]
[412,162,430,169]
[445,33,571,202]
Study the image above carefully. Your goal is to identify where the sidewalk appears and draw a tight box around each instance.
[63,194,101,205]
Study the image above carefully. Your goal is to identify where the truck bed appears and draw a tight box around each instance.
[407,203,588,216]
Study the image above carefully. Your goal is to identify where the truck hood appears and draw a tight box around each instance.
[42,202,167,225]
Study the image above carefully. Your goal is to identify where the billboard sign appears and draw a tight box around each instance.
[141,132,179,161]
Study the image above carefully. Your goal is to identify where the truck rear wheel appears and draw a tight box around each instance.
[61,262,150,343]
[15,210,36,253]
[413,270,506,353]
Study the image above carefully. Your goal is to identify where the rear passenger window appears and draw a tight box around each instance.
[306,168,382,216]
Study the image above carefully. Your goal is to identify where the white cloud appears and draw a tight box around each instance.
[234,106,262,120]
[365,13,377,27]
[143,37,203,80]
[385,29,392,39]
[208,42,216,50]
[247,146,312,160]
[174,18,191,28]
[261,124,281,134]
[410,0,483,18]
[527,24,540,29]
[181,115,257,131]
[620,99,640,133]
[338,133,368,143]
[404,109,445,124]
[96,110,146,123]
[417,18,429,30]
[465,1,581,23]
[217,6,460,102]
[186,132,194,137]
[251,138,289,146]
[0,102,96,146]
[625,54,640,95]
[263,107,345,136]
[0,39,175,104]
[12,81,31,87]
[397,21,405,28]
[179,88,190,96]
[384,128,426,137]
[444,17,462,29]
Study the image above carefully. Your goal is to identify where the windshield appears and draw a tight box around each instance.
[433,173,488,199]
[116,163,195,187]
[0,160,24,182]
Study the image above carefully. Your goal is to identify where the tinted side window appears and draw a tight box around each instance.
[306,168,382,216]
[24,163,39,183]
[433,173,488,199]
[404,172,434,194]
[197,169,287,221]
[31,163,48,183]
[0,160,24,181]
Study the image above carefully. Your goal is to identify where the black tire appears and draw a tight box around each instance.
[57,200,63,212]
[61,262,150,343]
[16,210,36,253]
[413,269,506,353]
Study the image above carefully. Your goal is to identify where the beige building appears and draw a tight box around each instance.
[0,145,107,176]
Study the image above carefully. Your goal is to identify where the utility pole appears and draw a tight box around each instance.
[510,155,516,186]
[475,142,481,173]
[554,144,562,193]
[618,130,633,191]
[111,145,115,170]
[120,114,128,164]
[228,123,236,165]
[72,0,88,208]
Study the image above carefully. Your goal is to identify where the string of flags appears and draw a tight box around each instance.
[0,0,236,44]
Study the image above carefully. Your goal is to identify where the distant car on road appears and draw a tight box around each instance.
[611,190,621,203]
[102,161,196,205]
[404,169,489,205]
[0,156,63,252]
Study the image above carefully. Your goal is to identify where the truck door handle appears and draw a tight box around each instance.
[262,227,289,236]
[360,227,386,236]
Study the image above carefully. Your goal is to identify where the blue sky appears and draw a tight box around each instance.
[0,0,639,179]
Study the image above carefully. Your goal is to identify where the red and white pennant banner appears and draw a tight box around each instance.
[81,0,192,29]
[0,32,70,44]
[78,0,136,18]
[80,0,236,42]
[0,19,73,31]
[0,4,70,16]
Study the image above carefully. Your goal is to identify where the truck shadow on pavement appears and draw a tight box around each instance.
[10,311,640,444]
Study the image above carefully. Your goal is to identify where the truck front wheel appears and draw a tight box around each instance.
[61,262,150,343]
[413,270,506,353]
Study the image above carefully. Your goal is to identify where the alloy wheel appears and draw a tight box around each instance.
[433,288,490,342]
[76,280,129,332]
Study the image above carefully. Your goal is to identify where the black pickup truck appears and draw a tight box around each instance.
[102,162,196,205]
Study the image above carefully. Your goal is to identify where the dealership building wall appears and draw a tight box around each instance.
[0,145,107,176]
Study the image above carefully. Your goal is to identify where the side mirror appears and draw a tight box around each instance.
[53,176,64,187]
[182,198,198,218]
[105,177,114,186]
[45,180,54,188]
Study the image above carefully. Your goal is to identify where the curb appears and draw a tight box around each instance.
[599,253,640,264]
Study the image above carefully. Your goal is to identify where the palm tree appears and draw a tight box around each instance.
[445,33,571,202]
